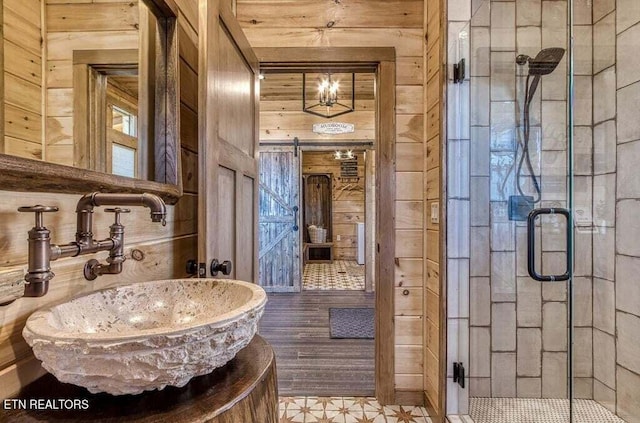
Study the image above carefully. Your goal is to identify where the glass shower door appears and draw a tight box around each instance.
[449,0,574,421]
[450,0,637,421]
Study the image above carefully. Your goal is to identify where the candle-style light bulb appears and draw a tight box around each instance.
[328,75,338,105]
[318,79,329,104]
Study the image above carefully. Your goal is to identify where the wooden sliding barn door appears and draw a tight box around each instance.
[198,0,259,282]
[258,150,301,292]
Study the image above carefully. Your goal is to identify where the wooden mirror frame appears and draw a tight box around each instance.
[0,0,182,204]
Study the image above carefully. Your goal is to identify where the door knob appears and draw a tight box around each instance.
[186,260,207,277]
[186,259,198,275]
[210,259,232,276]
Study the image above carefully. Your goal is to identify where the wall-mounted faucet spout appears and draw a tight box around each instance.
[76,192,167,222]
[75,192,167,245]
[18,192,167,297]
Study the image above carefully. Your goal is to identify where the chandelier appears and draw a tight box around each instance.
[303,72,355,119]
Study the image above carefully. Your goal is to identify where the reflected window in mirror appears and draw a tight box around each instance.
[72,49,142,176]
[107,82,140,178]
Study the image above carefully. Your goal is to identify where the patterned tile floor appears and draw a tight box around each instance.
[468,398,626,423]
[303,260,365,290]
[279,396,432,423]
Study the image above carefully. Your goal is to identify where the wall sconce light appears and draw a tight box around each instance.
[303,72,355,119]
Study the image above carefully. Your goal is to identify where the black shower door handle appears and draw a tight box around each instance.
[527,208,572,282]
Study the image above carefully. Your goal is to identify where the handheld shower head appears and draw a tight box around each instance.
[514,47,566,207]
[516,47,566,104]
[527,47,565,75]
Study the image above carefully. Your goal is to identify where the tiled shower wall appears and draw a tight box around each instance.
[446,0,640,420]
[592,0,640,421]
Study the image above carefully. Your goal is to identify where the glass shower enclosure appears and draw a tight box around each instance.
[445,0,639,422]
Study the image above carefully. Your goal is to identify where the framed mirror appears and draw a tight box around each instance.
[0,0,181,202]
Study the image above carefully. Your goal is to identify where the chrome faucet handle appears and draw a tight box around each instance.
[18,205,59,228]
[104,208,131,225]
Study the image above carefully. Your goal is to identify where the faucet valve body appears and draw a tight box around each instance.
[18,206,59,297]
[84,207,131,280]
[106,208,128,265]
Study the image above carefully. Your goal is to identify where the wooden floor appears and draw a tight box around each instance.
[258,290,375,397]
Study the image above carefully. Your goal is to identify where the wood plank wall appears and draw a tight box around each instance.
[302,151,365,260]
[0,0,199,398]
[2,0,44,160]
[45,0,140,166]
[424,0,443,416]
[236,0,427,399]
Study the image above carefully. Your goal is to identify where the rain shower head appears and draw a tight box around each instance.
[527,47,565,75]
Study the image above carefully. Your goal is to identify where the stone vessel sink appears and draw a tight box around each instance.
[23,279,267,395]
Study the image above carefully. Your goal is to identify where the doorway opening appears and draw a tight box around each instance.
[254,47,396,402]
[256,68,377,294]
[257,69,377,396]
[301,149,375,292]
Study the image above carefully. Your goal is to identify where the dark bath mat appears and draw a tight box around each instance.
[329,307,375,339]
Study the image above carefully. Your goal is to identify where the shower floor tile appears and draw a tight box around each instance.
[468,398,625,423]
[303,260,365,290]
